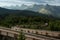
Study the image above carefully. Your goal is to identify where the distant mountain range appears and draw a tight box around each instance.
[0,7,55,20]
[3,4,60,18]
[0,7,46,17]
[0,4,60,18]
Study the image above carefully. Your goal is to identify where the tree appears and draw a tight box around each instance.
[18,31,25,40]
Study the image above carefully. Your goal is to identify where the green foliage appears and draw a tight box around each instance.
[0,15,60,31]
[18,31,25,40]
[0,7,60,31]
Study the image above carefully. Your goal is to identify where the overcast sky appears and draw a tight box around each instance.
[0,0,60,7]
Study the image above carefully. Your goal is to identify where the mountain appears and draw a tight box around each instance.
[0,7,49,17]
[26,4,60,18]
[38,5,60,18]
[0,4,60,18]
[3,4,60,18]
[26,4,41,12]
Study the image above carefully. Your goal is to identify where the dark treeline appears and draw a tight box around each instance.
[0,15,60,31]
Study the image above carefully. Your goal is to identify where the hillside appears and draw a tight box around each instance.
[0,7,54,17]
[0,7,60,31]
[2,4,60,18]
[26,4,60,18]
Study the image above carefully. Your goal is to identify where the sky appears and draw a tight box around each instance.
[0,0,60,7]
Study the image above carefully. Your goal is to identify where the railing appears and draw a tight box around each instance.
[0,27,60,40]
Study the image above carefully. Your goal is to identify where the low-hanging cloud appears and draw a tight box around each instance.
[0,0,60,7]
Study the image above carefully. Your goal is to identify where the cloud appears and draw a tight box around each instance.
[0,0,60,7]
[0,0,39,7]
[45,0,60,6]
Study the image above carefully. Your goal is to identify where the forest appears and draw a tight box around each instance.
[0,14,60,31]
